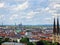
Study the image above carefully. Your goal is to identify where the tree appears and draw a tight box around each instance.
[4,38,10,42]
[43,40,50,45]
[27,42,33,45]
[20,37,29,43]
[0,37,4,45]
[36,40,44,45]
[36,40,51,45]
[33,42,36,45]
[53,42,58,45]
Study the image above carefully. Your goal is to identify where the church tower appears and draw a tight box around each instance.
[57,17,60,42]
[57,17,59,35]
[53,18,57,42]
[53,17,60,43]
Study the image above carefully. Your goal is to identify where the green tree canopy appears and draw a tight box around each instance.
[4,38,10,42]
[27,42,33,45]
[20,37,29,43]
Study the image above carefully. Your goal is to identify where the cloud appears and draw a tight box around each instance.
[11,1,29,11]
[0,3,5,8]
[9,14,18,20]
[0,0,60,25]
[26,11,38,19]
[49,0,60,3]
[0,15,4,19]
[45,7,50,11]
[15,0,26,2]
[45,18,52,23]
[0,15,5,21]
[52,14,60,18]
[44,1,60,18]
[49,3,60,9]
[53,3,60,8]
[51,3,60,17]
[45,18,51,20]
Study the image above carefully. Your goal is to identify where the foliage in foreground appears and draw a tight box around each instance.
[0,37,59,45]
[20,37,59,45]
[36,40,59,45]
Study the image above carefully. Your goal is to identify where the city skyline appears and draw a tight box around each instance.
[0,0,60,25]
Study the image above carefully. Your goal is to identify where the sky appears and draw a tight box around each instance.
[0,0,60,25]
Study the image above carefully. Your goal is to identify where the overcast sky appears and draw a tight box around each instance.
[0,0,60,25]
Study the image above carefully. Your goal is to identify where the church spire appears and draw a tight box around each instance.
[53,17,60,43]
[57,17,59,35]
[53,18,56,35]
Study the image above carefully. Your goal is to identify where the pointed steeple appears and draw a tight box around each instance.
[57,17,59,35]
[53,18,56,35]
[53,17,60,43]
